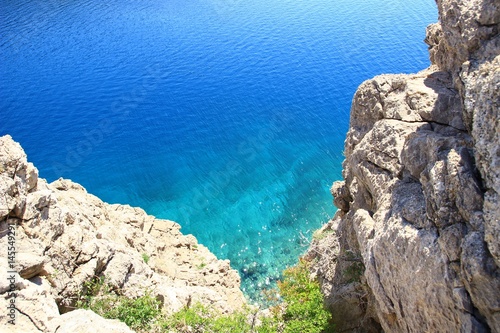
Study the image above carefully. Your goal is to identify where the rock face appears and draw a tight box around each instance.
[307,0,499,332]
[0,135,245,332]
[52,310,135,333]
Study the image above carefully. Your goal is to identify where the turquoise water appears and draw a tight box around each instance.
[0,0,436,301]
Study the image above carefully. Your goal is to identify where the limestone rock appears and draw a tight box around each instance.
[425,0,499,88]
[331,181,351,213]
[308,1,500,331]
[0,175,17,220]
[52,309,134,333]
[0,276,60,333]
[0,135,38,196]
[16,253,45,279]
[461,40,500,268]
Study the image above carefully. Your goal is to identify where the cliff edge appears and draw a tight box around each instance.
[307,0,499,332]
[0,135,245,332]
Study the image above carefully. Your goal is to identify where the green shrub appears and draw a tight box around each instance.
[196,262,207,270]
[277,259,333,333]
[142,253,150,264]
[161,303,212,332]
[115,293,161,329]
[159,303,280,333]
[77,277,160,330]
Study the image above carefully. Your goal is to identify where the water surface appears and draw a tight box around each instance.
[0,0,437,301]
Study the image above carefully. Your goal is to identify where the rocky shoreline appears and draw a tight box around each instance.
[307,0,499,332]
[1,0,498,332]
[0,135,245,332]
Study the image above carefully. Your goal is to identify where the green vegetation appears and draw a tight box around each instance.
[160,303,280,333]
[312,228,335,241]
[76,259,334,333]
[142,253,150,264]
[278,259,334,333]
[77,277,160,330]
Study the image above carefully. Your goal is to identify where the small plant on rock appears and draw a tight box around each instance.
[77,276,161,330]
[277,258,333,333]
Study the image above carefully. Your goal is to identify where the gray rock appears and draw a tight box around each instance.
[52,309,135,333]
[308,1,500,331]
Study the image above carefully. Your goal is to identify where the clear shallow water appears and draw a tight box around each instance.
[0,0,436,302]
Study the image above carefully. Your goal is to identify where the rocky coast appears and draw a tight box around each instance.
[0,135,245,332]
[0,0,499,332]
[306,0,500,332]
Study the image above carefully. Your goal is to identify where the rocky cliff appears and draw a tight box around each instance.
[0,135,245,332]
[307,0,499,332]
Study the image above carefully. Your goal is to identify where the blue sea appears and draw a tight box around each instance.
[0,0,436,302]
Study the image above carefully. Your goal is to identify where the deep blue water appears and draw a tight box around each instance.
[0,0,436,302]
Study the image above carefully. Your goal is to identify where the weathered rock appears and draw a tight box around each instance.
[331,181,351,213]
[0,276,60,333]
[425,0,499,90]
[16,253,45,279]
[52,309,135,333]
[308,1,499,332]
[461,39,500,269]
[0,134,245,331]
[0,137,38,196]
[0,175,17,220]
